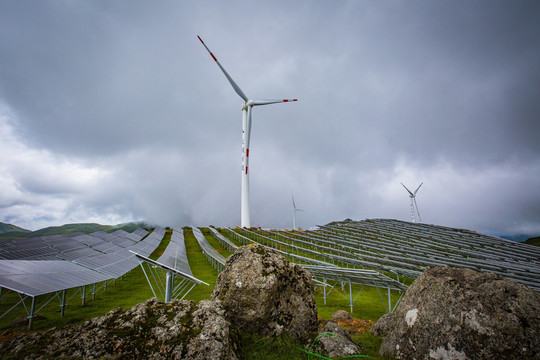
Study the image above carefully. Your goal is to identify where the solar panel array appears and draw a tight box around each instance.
[239,219,540,291]
[0,227,165,297]
[226,227,406,291]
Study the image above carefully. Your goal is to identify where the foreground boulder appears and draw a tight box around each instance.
[313,320,363,358]
[376,266,540,360]
[212,244,318,340]
[0,298,240,360]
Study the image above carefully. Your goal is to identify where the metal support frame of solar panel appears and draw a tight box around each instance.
[314,219,540,290]
[133,228,207,303]
[191,227,227,272]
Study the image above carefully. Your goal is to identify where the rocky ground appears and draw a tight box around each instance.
[0,244,363,359]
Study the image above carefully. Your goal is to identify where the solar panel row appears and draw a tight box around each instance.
[154,228,192,276]
[191,227,227,270]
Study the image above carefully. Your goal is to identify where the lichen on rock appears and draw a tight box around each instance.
[375,266,540,360]
[211,244,318,341]
[0,298,240,360]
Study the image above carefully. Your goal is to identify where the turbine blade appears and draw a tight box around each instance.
[413,197,421,222]
[252,99,298,106]
[414,182,423,195]
[197,36,248,102]
[292,193,297,210]
[401,182,414,196]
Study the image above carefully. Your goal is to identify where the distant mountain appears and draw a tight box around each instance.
[0,222,31,234]
[0,221,151,239]
[496,234,531,242]
[28,223,116,237]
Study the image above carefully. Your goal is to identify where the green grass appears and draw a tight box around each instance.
[0,226,395,359]
[181,227,220,301]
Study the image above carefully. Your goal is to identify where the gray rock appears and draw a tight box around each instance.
[312,320,363,358]
[211,244,318,341]
[332,310,353,321]
[370,311,394,336]
[378,266,540,360]
[0,298,240,360]
[185,299,240,360]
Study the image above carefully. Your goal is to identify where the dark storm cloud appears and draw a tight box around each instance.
[0,1,539,235]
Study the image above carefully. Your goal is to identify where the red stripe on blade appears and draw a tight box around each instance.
[210,52,217,61]
[246,149,249,157]
[245,166,248,174]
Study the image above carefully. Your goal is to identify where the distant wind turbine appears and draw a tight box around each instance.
[291,192,304,230]
[401,182,423,223]
[198,36,297,228]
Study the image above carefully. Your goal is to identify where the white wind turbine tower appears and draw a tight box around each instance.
[401,182,423,223]
[198,36,297,228]
[291,192,304,230]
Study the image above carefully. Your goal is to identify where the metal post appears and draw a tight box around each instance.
[28,296,36,330]
[0,287,2,302]
[323,277,327,305]
[92,283,96,300]
[81,285,86,306]
[104,280,108,292]
[60,289,66,317]
[349,280,353,313]
[165,271,174,303]
[387,286,392,313]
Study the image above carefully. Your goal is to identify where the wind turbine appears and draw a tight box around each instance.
[291,192,304,230]
[198,36,297,228]
[401,182,423,223]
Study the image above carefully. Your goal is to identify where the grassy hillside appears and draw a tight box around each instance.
[0,222,150,240]
[524,236,540,247]
[0,222,30,235]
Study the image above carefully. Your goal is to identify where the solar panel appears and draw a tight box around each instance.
[0,260,110,296]
[191,227,226,268]
[0,227,160,298]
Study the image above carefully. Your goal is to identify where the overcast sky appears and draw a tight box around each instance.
[0,1,539,236]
